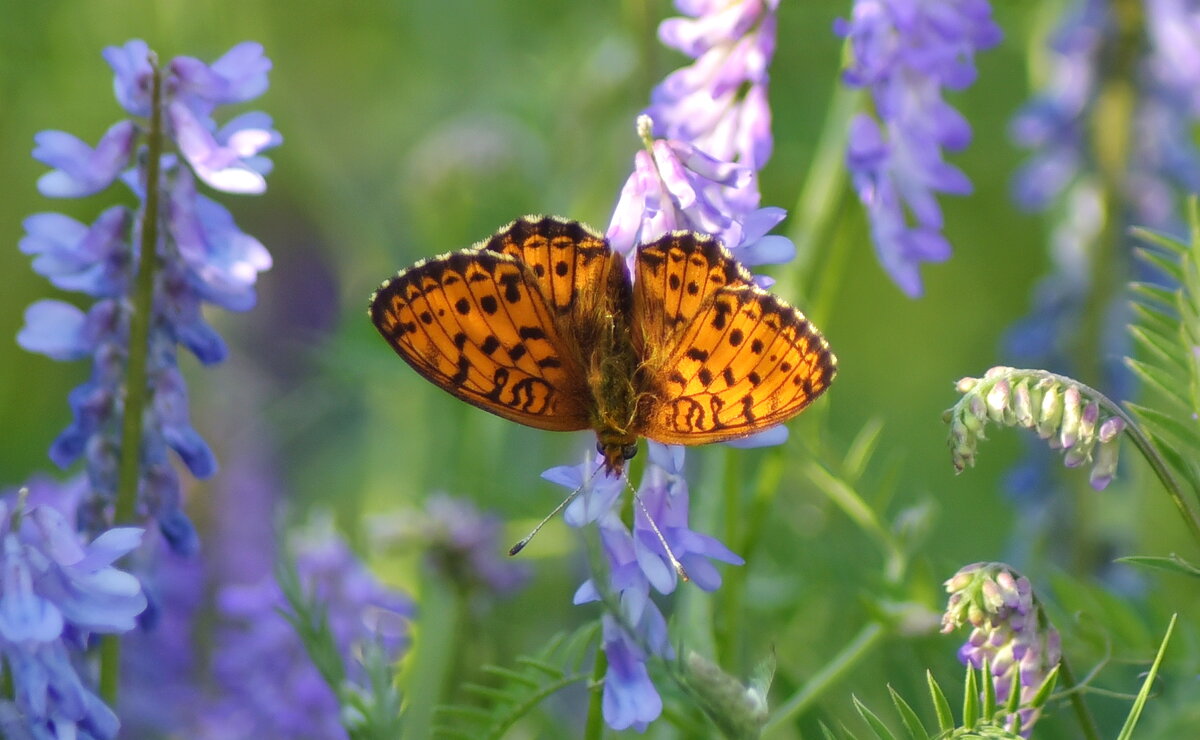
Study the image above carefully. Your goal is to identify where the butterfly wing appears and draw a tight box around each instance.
[370,248,592,431]
[477,215,614,320]
[632,232,837,444]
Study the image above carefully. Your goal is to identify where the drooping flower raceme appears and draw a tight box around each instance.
[17,40,279,554]
[0,477,147,740]
[942,562,1062,735]
[945,366,1126,490]
[836,0,1002,297]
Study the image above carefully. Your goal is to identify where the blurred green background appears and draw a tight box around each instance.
[1,1,1195,737]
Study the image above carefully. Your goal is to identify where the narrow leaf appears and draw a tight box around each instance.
[1135,246,1184,283]
[1116,614,1177,740]
[887,685,928,740]
[1129,281,1180,310]
[1115,554,1200,577]
[1029,664,1060,709]
[1124,358,1193,415]
[1127,325,1189,375]
[853,695,898,740]
[962,665,979,729]
[981,660,996,720]
[926,670,954,733]
[1131,227,1189,257]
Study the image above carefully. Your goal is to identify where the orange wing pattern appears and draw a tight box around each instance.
[634,237,837,444]
[480,216,614,320]
[370,249,592,431]
[630,231,755,358]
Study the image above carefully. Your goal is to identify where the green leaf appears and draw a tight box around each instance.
[980,661,996,721]
[853,695,898,740]
[1124,358,1193,416]
[1131,226,1189,257]
[1128,300,1182,344]
[1003,664,1021,717]
[926,670,954,734]
[1116,614,1177,740]
[886,685,928,740]
[1115,553,1200,577]
[1127,325,1189,376]
[1135,246,1185,283]
[1125,402,1200,454]
[1028,665,1059,709]
[961,665,979,729]
[1129,280,1181,310]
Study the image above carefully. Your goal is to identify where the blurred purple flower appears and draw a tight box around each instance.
[836,0,1002,297]
[0,476,146,740]
[202,522,413,739]
[370,494,530,598]
[18,40,279,554]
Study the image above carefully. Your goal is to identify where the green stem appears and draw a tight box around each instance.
[405,565,463,740]
[761,621,887,735]
[996,368,1200,545]
[1059,655,1102,740]
[584,646,607,740]
[100,51,165,707]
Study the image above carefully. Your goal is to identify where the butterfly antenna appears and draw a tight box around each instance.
[628,478,690,583]
[509,471,594,556]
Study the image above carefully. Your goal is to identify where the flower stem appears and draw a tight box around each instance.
[761,621,887,734]
[584,647,607,740]
[1059,654,1102,740]
[100,52,164,706]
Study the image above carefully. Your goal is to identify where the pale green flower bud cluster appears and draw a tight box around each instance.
[942,562,1061,736]
[944,367,1126,490]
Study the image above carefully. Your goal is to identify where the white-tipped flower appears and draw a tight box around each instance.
[945,367,1127,490]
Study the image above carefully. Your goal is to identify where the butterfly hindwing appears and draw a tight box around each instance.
[370,248,592,431]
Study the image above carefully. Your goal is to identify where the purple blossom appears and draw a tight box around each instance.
[369,494,531,597]
[0,476,146,740]
[836,0,1001,297]
[204,522,413,739]
[647,0,778,193]
[942,563,1061,735]
[18,40,279,554]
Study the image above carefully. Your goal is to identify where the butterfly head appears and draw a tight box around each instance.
[596,435,638,477]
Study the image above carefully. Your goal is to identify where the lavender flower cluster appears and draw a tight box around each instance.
[0,477,146,739]
[942,562,1062,734]
[836,0,1002,297]
[18,39,280,554]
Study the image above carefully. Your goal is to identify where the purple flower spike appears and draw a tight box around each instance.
[21,40,278,553]
[836,0,1001,296]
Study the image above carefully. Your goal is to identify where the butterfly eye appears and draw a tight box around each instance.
[596,441,606,455]
[621,444,638,460]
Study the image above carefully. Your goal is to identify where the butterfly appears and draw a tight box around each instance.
[369,216,836,476]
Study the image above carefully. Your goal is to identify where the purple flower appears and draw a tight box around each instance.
[370,494,531,597]
[647,0,778,179]
[0,476,146,740]
[205,522,413,739]
[942,563,1061,735]
[19,40,278,553]
[836,0,1002,297]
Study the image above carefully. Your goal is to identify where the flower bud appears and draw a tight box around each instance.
[1036,386,1061,439]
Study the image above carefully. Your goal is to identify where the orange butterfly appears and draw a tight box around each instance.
[369,216,836,476]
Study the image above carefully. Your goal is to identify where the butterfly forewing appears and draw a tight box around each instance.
[370,249,592,431]
[633,238,837,445]
[481,216,614,319]
[631,232,755,358]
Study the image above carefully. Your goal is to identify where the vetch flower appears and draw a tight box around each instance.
[942,562,1061,735]
[647,0,779,214]
[945,366,1125,489]
[0,477,146,740]
[19,40,279,553]
[836,0,1002,297]
[206,521,413,739]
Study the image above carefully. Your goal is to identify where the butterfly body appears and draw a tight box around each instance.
[370,216,836,476]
